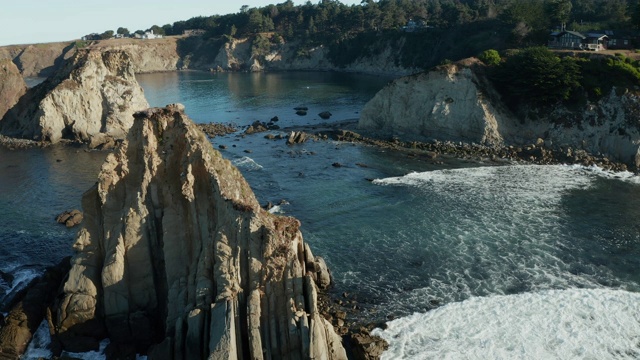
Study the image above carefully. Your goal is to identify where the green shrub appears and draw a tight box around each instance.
[491,47,581,108]
[478,49,501,66]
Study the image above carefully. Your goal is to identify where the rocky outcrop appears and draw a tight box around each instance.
[0,258,70,359]
[358,59,514,147]
[55,210,83,228]
[52,104,346,359]
[0,59,26,120]
[0,49,148,147]
[358,58,640,168]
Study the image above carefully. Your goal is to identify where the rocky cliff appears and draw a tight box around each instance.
[0,59,26,120]
[0,49,148,147]
[0,36,418,77]
[358,58,640,168]
[52,104,346,359]
[0,42,76,77]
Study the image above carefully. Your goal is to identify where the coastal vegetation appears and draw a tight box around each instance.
[81,0,640,71]
[484,46,640,113]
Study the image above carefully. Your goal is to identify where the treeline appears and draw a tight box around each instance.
[480,47,640,112]
[134,0,640,43]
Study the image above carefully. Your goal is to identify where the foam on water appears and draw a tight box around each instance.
[348,164,640,316]
[372,289,640,360]
[232,156,263,171]
[23,320,52,359]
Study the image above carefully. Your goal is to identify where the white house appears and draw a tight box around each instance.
[141,30,163,40]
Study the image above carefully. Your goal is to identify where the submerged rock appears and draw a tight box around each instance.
[52,104,346,359]
[1,49,148,148]
[0,59,26,121]
[318,111,332,119]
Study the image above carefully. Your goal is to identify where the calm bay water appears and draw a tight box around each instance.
[4,71,640,359]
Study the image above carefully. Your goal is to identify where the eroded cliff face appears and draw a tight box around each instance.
[0,49,148,147]
[0,59,26,120]
[0,42,76,77]
[53,104,346,359]
[358,58,640,167]
[359,59,513,146]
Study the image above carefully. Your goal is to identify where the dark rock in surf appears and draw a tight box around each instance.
[319,111,332,119]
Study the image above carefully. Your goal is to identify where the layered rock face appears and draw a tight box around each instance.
[359,58,640,167]
[53,105,346,359]
[358,59,513,147]
[0,59,26,120]
[0,49,148,147]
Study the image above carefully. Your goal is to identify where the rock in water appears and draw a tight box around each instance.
[1,49,148,148]
[52,104,347,359]
[0,59,26,121]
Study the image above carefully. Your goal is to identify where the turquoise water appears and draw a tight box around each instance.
[4,71,640,358]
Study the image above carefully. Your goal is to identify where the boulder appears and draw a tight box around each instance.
[52,105,347,359]
[318,111,332,119]
[296,110,308,116]
[0,59,26,121]
[1,49,148,147]
[287,131,308,145]
[55,209,83,228]
[350,333,389,360]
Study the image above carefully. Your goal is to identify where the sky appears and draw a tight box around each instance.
[0,0,360,46]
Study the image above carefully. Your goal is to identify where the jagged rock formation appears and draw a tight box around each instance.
[52,104,346,359]
[359,58,640,167]
[0,49,148,147]
[0,59,26,120]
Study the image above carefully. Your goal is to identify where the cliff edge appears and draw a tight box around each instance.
[359,58,640,167]
[52,104,346,359]
[0,59,26,120]
[1,49,148,148]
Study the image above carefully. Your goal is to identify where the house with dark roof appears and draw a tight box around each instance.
[548,31,608,51]
[604,30,637,49]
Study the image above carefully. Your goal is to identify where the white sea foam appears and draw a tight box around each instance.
[5,268,40,297]
[232,156,263,171]
[372,289,640,360]
[373,164,640,192]
[23,320,52,359]
[24,322,148,360]
[268,205,284,214]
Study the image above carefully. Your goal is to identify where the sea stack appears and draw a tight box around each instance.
[0,49,148,148]
[0,59,26,120]
[52,104,346,359]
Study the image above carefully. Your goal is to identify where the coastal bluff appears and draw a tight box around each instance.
[359,58,640,168]
[0,49,148,148]
[52,104,346,359]
[0,59,26,120]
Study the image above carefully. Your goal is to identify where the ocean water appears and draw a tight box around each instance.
[3,71,640,359]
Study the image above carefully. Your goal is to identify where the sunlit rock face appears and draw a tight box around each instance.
[53,104,346,359]
[1,49,148,148]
